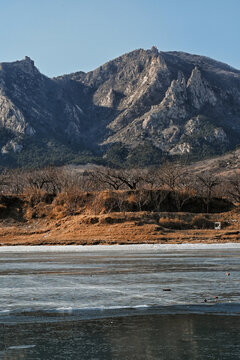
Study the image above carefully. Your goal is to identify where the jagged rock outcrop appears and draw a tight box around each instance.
[1,48,240,166]
[187,66,217,109]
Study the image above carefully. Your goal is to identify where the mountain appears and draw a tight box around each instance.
[0,56,98,167]
[1,48,240,167]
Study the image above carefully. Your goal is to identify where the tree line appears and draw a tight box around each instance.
[0,163,239,199]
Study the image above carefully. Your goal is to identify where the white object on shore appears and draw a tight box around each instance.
[214,222,221,230]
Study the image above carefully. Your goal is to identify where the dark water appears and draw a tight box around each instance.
[0,244,240,359]
[1,314,240,359]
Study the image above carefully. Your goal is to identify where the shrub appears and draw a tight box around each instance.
[159,217,187,230]
[24,188,50,207]
[53,189,88,215]
[191,215,214,229]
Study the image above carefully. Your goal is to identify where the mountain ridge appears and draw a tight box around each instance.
[1,47,240,167]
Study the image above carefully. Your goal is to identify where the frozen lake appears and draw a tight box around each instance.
[0,244,240,359]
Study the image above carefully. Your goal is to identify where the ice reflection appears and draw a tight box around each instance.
[1,314,240,359]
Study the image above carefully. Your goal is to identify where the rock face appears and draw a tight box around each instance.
[1,48,240,166]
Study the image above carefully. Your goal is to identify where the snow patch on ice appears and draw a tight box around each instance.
[0,243,240,253]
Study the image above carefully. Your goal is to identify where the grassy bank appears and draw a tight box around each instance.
[0,189,239,245]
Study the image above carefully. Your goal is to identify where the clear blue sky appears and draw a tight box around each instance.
[1,0,240,77]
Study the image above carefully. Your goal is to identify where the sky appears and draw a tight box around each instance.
[1,0,240,77]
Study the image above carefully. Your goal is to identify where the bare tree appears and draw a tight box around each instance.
[115,169,144,190]
[196,173,221,212]
[115,191,129,214]
[0,169,9,194]
[25,167,63,194]
[172,173,196,211]
[227,172,240,203]
[150,189,170,212]
[155,162,188,191]
[89,168,124,190]
[89,167,145,191]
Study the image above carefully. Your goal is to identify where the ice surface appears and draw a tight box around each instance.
[0,244,240,323]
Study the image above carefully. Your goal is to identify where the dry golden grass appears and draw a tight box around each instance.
[0,210,239,246]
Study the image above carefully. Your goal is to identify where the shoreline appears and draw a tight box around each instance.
[1,243,240,252]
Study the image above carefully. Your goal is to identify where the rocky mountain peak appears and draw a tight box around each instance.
[16,56,38,75]
[23,55,35,68]
[160,71,187,112]
[150,46,159,55]
[24,55,34,64]
[187,66,217,109]
[0,56,39,78]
